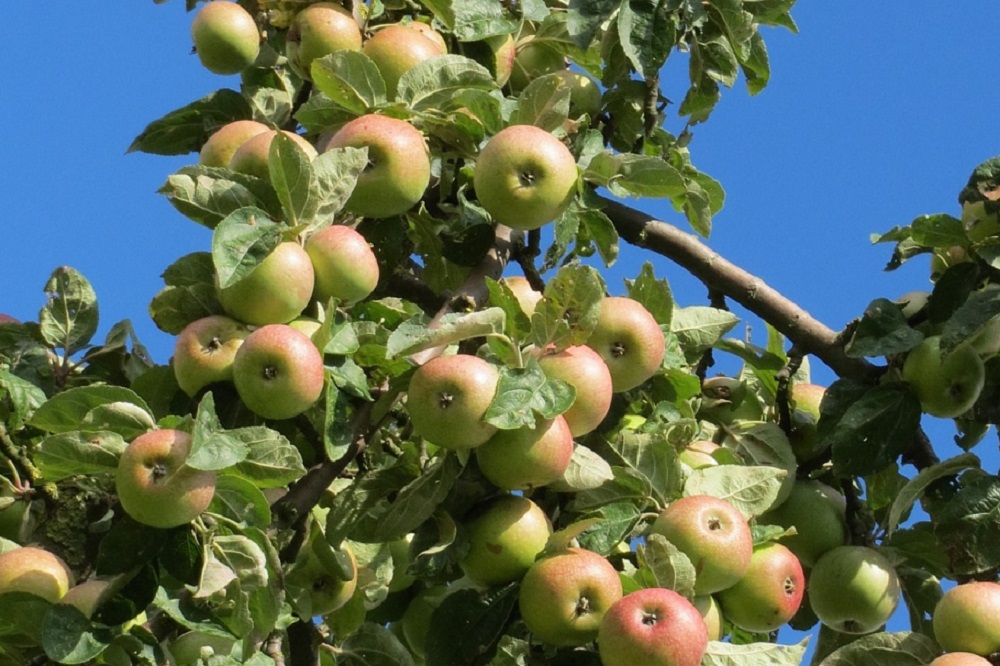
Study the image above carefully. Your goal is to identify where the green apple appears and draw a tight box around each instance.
[217,241,315,326]
[930,245,972,282]
[467,33,516,86]
[167,631,237,666]
[475,414,574,490]
[321,114,431,219]
[362,23,447,96]
[190,1,260,75]
[460,495,551,586]
[115,429,217,529]
[597,587,708,666]
[586,296,665,393]
[759,479,847,567]
[551,70,602,118]
[508,39,565,93]
[388,534,417,593]
[788,382,828,462]
[406,354,499,450]
[289,316,322,341]
[500,275,542,317]
[199,119,270,167]
[933,581,1000,656]
[232,324,325,420]
[473,124,578,231]
[172,315,249,397]
[518,547,623,646]
[286,2,362,80]
[401,583,472,659]
[0,546,74,603]
[0,484,35,544]
[678,440,720,474]
[306,225,380,304]
[808,545,901,634]
[535,344,613,437]
[228,129,318,182]
[692,595,723,641]
[59,579,115,619]
[894,290,930,321]
[698,375,765,424]
[649,495,752,595]
[902,335,985,418]
[286,542,358,617]
[717,542,805,633]
[929,654,993,666]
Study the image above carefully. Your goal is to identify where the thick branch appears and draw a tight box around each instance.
[601,197,881,384]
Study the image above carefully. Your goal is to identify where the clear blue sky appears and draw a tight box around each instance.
[3,0,1000,656]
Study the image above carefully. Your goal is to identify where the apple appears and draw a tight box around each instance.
[678,440,720,474]
[597,587,708,666]
[0,546,74,603]
[788,382,827,461]
[59,579,115,619]
[232,324,325,420]
[306,225,380,304]
[362,23,447,96]
[692,595,723,641]
[933,581,1000,656]
[460,495,551,586]
[929,654,993,666]
[0,484,34,544]
[586,296,665,393]
[172,315,249,397]
[649,495,752,595]
[387,534,417,592]
[0,313,19,324]
[717,542,805,633]
[808,545,901,634]
[930,245,972,282]
[406,354,499,450]
[470,34,516,86]
[407,21,448,54]
[508,39,565,93]
[552,70,602,119]
[198,120,270,167]
[400,583,472,658]
[190,1,260,75]
[534,344,613,436]
[902,335,985,418]
[217,241,315,326]
[473,124,578,231]
[501,275,542,317]
[518,547,623,646]
[115,429,217,529]
[228,129,318,182]
[475,414,574,490]
[698,375,765,424]
[894,290,930,321]
[286,2,362,80]
[286,542,358,616]
[321,114,431,219]
[289,316,322,341]
[167,631,237,666]
[759,479,847,567]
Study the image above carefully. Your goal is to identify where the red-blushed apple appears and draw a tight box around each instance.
[474,34,516,86]
[115,429,217,529]
[228,129,318,182]
[597,587,708,666]
[475,414,574,490]
[518,547,623,646]
[460,495,551,587]
[232,324,325,420]
[759,479,847,567]
[306,225,380,304]
[717,542,805,633]
[286,2,362,80]
[0,314,18,325]
[808,545,901,634]
[929,653,993,666]
[199,120,270,167]
[473,124,578,231]
[406,354,499,450]
[534,344,613,436]
[59,579,115,619]
[678,440,720,474]
[172,315,249,397]
[933,581,1000,656]
[362,23,447,96]
[0,546,74,603]
[190,1,260,75]
[586,296,665,392]
[692,595,723,641]
[501,275,543,317]
[649,495,752,595]
[321,114,431,219]
[788,382,827,461]
[217,241,315,326]
[408,21,448,53]
[902,335,985,418]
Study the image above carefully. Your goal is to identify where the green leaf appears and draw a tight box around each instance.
[817,631,938,666]
[671,305,739,360]
[578,206,620,267]
[531,264,606,350]
[311,147,369,228]
[887,452,979,535]
[311,51,387,115]
[721,422,797,507]
[39,266,99,355]
[626,262,673,327]
[41,605,112,664]
[29,385,153,433]
[846,298,925,358]
[548,444,615,492]
[371,454,463,541]
[609,156,686,199]
[96,518,168,575]
[269,131,319,227]
[739,31,771,95]
[188,393,250,471]
[0,370,46,430]
[702,638,809,666]
[617,0,677,79]
[159,165,280,230]
[567,0,619,49]
[128,89,251,156]
[398,55,497,111]
[386,308,506,358]
[484,360,576,430]
[827,383,922,477]
[576,500,642,555]
[228,426,306,487]
[933,473,1000,575]
[606,429,684,505]
[684,465,786,519]
[928,262,978,324]
[148,283,223,335]
[450,0,519,41]
[211,208,284,290]
[35,431,126,482]
[940,287,1000,352]
[209,475,272,529]
[636,533,696,597]
[340,622,416,666]
[909,213,966,248]
[514,73,571,131]
[425,585,518,666]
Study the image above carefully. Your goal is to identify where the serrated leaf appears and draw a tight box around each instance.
[41,605,113,664]
[817,631,938,666]
[702,638,809,666]
[887,452,979,535]
[625,262,672,327]
[29,385,153,433]
[386,308,506,358]
[671,305,739,359]
[846,298,925,358]
[310,147,369,228]
[514,73,571,131]
[531,264,606,350]
[371,454,463,541]
[35,431,127,482]
[636,533,696,596]
[269,131,319,227]
[0,370,46,430]
[311,51,387,115]
[828,383,922,477]
[548,444,614,492]
[617,0,676,79]
[933,473,1000,575]
[128,89,251,156]
[484,361,576,430]
[39,266,99,355]
[608,156,686,199]
[159,167,270,229]
[211,208,284,290]
[228,426,306,487]
[341,622,416,666]
[425,585,518,666]
[398,54,497,110]
[209,475,272,529]
[188,393,249,471]
[683,465,785,519]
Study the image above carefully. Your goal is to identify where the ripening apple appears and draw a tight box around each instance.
[508,39,565,93]
[586,296,665,393]
[788,382,827,462]
[286,2,362,80]
[933,581,1000,656]
[0,314,18,324]
[518,547,623,646]
[717,542,805,633]
[172,315,249,397]
[475,414,574,490]
[199,120,270,167]
[228,129,318,182]
[692,595,723,641]
[698,375,765,424]
[321,114,431,219]
[808,545,901,634]
[59,579,115,619]
[217,241,315,326]
[190,1,261,75]
[406,354,499,450]
[232,324,326,420]
[649,495,752,595]
[597,587,708,666]
[473,124,578,231]
[902,335,985,418]
[534,344,613,436]
[460,495,551,586]
[929,653,993,666]
[306,225,380,304]
[167,631,237,666]
[286,542,358,616]
[362,23,447,96]
[759,479,847,567]
[501,275,542,317]
[0,546,74,603]
[468,34,516,86]
[115,429,217,529]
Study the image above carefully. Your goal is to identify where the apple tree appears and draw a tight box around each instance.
[2,1,1000,665]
